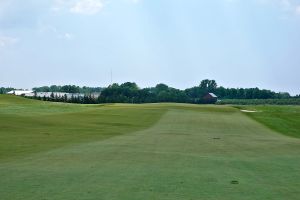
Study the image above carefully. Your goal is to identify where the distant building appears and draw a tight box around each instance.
[30,92,85,99]
[203,93,218,104]
[8,90,101,100]
[7,90,33,96]
[90,92,101,99]
[25,92,35,97]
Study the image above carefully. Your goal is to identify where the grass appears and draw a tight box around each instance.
[1,95,300,200]
[235,105,300,138]
[0,95,166,161]
[217,98,300,105]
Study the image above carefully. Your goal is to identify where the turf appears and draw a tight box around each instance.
[235,105,300,138]
[0,95,166,161]
[1,95,300,200]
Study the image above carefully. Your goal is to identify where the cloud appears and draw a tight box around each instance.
[38,23,74,40]
[296,5,300,15]
[60,32,73,40]
[0,0,49,29]
[131,0,140,3]
[0,36,19,47]
[241,0,300,16]
[269,0,300,13]
[279,0,292,8]
[52,0,104,15]
[280,0,300,16]
[224,0,238,2]
[70,0,104,15]
[52,0,67,12]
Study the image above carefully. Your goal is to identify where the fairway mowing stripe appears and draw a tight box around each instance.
[1,104,300,200]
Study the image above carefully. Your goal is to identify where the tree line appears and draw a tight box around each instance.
[2,80,300,104]
[33,93,98,104]
[97,80,296,104]
[32,85,103,94]
[0,87,15,94]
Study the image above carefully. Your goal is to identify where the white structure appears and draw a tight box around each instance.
[24,93,35,97]
[7,90,33,96]
[90,92,101,99]
[28,92,85,99]
[8,90,100,100]
[208,93,218,98]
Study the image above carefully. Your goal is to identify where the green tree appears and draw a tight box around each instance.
[200,79,217,92]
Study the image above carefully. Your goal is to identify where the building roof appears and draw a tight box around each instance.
[208,93,217,98]
[7,90,33,95]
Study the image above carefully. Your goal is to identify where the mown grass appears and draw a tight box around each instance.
[0,95,166,161]
[236,105,300,138]
[1,95,300,200]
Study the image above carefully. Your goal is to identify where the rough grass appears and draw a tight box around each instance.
[1,95,300,200]
[236,105,300,138]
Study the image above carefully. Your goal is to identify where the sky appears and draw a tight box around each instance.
[0,0,300,95]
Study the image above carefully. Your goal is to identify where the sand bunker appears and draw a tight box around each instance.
[241,110,258,113]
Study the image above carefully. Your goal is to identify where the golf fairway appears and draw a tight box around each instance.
[1,96,300,200]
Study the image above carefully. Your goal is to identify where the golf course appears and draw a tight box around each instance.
[1,95,300,200]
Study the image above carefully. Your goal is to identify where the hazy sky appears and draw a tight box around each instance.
[0,0,299,94]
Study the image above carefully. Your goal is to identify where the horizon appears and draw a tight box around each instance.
[1,0,300,95]
[4,80,297,96]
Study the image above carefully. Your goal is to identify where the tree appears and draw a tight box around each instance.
[50,92,54,100]
[200,79,217,92]
[61,85,80,93]
[63,94,68,102]
[25,81,296,104]
[155,83,169,93]
[0,87,15,94]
